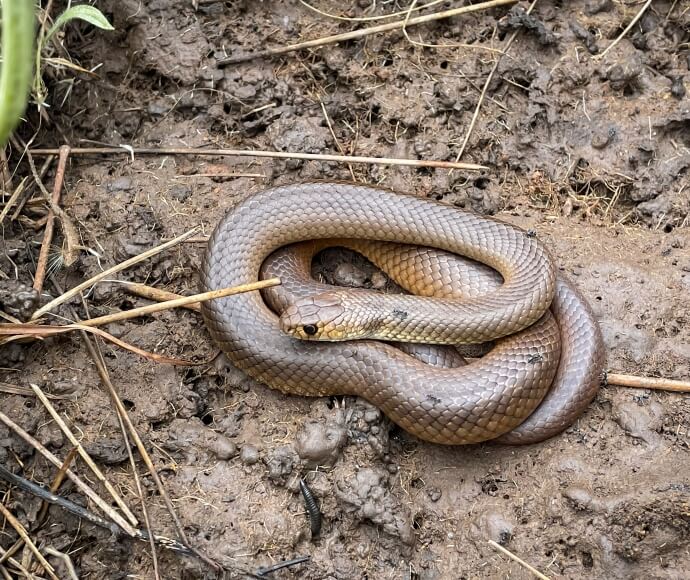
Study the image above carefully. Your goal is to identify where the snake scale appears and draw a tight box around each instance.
[201,183,605,445]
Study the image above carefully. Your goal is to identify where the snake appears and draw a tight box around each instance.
[201,183,605,445]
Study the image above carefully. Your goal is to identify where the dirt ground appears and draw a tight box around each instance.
[1,1,689,578]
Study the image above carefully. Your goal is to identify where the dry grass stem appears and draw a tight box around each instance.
[43,548,79,580]
[33,145,71,292]
[72,298,221,572]
[0,323,195,365]
[606,373,690,393]
[299,0,446,22]
[80,331,161,580]
[2,448,79,568]
[30,383,139,526]
[596,0,653,60]
[28,146,488,171]
[0,503,59,580]
[488,540,551,580]
[0,382,71,399]
[454,0,538,164]
[217,0,518,64]
[25,146,80,268]
[0,410,138,537]
[0,156,54,224]
[79,278,280,329]
[122,283,201,312]
[31,226,200,320]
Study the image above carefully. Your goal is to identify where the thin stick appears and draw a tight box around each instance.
[255,555,311,576]
[27,146,488,171]
[43,549,78,580]
[123,283,201,312]
[0,546,32,580]
[596,0,653,60]
[29,383,139,526]
[33,145,70,292]
[78,278,280,328]
[80,329,161,580]
[299,0,446,22]
[454,0,538,164]
[217,0,518,64]
[2,447,79,567]
[30,226,200,320]
[25,145,80,268]
[0,464,195,557]
[0,503,59,580]
[74,306,221,571]
[488,540,551,580]
[606,373,690,393]
[0,410,138,537]
[0,155,54,224]
[0,382,71,399]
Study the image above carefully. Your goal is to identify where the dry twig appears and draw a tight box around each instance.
[31,227,200,320]
[30,383,139,526]
[0,502,59,580]
[454,0,538,163]
[121,282,201,312]
[606,373,690,393]
[217,0,518,64]
[78,278,280,328]
[33,145,71,292]
[28,145,488,171]
[25,145,81,268]
[488,540,551,580]
[596,0,653,60]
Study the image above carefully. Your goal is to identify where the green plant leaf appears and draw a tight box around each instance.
[45,5,114,43]
[0,0,35,146]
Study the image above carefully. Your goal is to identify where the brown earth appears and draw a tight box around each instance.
[1,1,689,579]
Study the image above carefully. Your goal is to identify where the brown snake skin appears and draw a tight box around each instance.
[201,183,605,445]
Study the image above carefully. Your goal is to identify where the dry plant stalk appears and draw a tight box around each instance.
[122,282,201,312]
[31,226,200,320]
[0,503,59,580]
[28,146,488,171]
[33,145,71,292]
[79,278,280,328]
[0,410,138,537]
[488,540,551,580]
[217,0,518,64]
[606,373,690,393]
[30,383,139,526]
[25,145,81,268]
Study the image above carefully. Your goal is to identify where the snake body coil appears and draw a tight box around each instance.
[201,183,605,445]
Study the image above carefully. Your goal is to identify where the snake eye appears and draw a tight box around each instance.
[302,324,318,336]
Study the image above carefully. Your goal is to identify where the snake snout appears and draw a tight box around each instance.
[279,293,348,340]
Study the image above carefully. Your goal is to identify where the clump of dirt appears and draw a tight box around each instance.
[1,1,689,578]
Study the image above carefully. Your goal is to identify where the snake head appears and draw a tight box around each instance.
[279,293,350,340]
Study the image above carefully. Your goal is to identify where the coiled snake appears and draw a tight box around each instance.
[201,183,604,445]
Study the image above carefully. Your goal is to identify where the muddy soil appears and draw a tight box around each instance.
[1,1,689,579]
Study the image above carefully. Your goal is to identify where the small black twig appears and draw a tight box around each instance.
[0,464,194,557]
[255,555,311,577]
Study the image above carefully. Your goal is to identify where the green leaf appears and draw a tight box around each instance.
[45,5,114,43]
[0,0,35,146]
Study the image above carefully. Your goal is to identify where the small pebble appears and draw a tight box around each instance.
[671,76,686,100]
[106,177,132,192]
[591,127,612,149]
[427,487,442,502]
[240,444,259,465]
